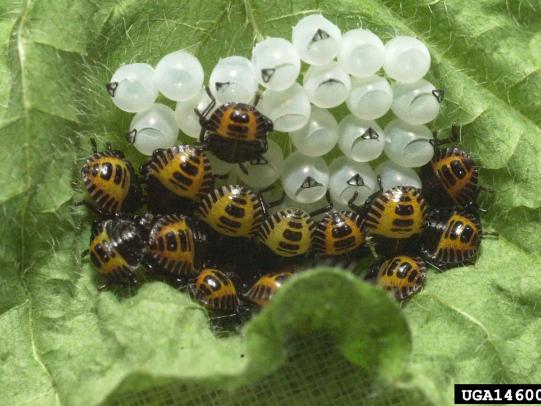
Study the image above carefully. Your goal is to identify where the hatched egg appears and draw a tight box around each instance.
[338,115,385,162]
[289,107,339,157]
[329,156,378,208]
[375,160,422,190]
[384,119,434,167]
[281,152,329,204]
[259,83,311,132]
[292,14,342,65]
[303,62,351,108]
[154,50,204,102]
[107,63,158,113]
[209,56,258,104]
[236,140,285,189]
[384,36,431,83]
[252,37,301,91]
[174,88,215,139]
[337,29,385,78]
[346,75,393,120]
[391,79,443,125]
[127,103,179,155]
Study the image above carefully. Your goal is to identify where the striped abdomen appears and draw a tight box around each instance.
[257,209,315,257]
[82,152,134,214]
[313,211,365,256]
[431,148,478,206]
[142,145,213,201]
[146,214,197,275]
[422,210,482,266]
[205,103,272,142]
[197,185,264,238]
[194,268,239,311]
[365,187,427,239]
[376,256,426,301]
[244,272,292,306]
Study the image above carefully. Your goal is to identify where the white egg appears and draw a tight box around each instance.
[391,79,443,125]
[289,107,339,157]
[346,75,393,120]
[209,56,258,104]
[127,103,179,155]
[384,36,431,83]
[338,115,385,162]
[259,83,311,132]
[375,160,422,190]
[337,29,385,77]
[252,37,301,91]
[281,152,329,204]
[303,62,351,108]
[292,14,342,65]
[236,140,285,189]
[154,50,204,102]
[329,156,378,208]
[384,119,434,167]
[107,63,158,113]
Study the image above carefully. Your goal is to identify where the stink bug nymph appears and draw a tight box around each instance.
[197,88,273,164]
[141,145,214,214]
[83,217,144,290]
[244,271,293,307]
[144,214,206,282]
[196,184,267,238]
[349,176,427,255]
[193,268,240,311]
[80,138,142,216]
[369,255,427,301]
[313,210,366,258]
[421,209,483,269]
[420,125,490,210]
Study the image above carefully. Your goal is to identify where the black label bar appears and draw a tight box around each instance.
[455,384,541,404]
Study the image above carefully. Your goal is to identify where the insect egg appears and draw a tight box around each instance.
[174,87,215,139]
[391,79,443,125]
[127,103,179,155]
[209,56,258,104]
[154,50,204,102]
[235,139,284,189]
[384,119,434,167]
[107,63,158,113]
[329,156,378,208]
[281,152,329,204]
[259,82,311,132]
[289,106,339,157]
[338,115,385,162]
[337,29,385,77]
[292,14,342,65]
[346,75,393,120]
[303,62,351,108]
[251,37,301,91]
[383,36,431,83]
[375,160,422,190]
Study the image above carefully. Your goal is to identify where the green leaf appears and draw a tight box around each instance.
[1,0,540,405]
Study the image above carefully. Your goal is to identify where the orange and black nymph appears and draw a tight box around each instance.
[313,210,366,257]
[196,185,265,238]
[420,126,480,209]
[193,268,240,311]
[81,139,141,216]
[244,271,292,307]
[86,217,144,290]
[141,145,213,214]
[370,255,427,301]
[144,214,205,280]
[197,89,273,163]
[349,178,427,255]
[257,208,316,257]
[421,209,482,269]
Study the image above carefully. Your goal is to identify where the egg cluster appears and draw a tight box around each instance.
[80,14,487,317]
